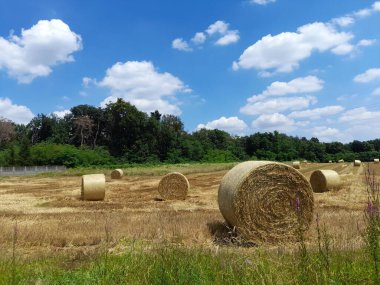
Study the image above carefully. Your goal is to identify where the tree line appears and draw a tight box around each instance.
[0,98,379,167]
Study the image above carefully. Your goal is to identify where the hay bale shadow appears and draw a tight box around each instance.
[207,221,256,247]
[153,197,164,202]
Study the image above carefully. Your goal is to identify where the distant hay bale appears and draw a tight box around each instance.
[218,161,314,243]
[354,160,361,167]
[158,172,189,200]
[292,161,301,169]
[328,160,333,163]
[81,174,106,201]
[303,160,308,163]
[338,159,344,163]
[374,159,379,164]
[111,169,123,179]
[310,170,341,193]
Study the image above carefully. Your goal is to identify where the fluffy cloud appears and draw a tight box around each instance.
[252,113,296,132]
[233,22,353,73]
[312,126,340,142]
[358,39,376,46]
[250,0,276,5]
[173,20,239,51]
[241,96,317,116]
[0,97,34,124]
[0,19,82,83]
[353,68,380,83]
[288,105,344,119]
[172,38,192,51]
[197,116,248,135]
[215,30,240,46]
[247,76,323,103]
[97,60,190,115]
[53,109,71,118]
[339,107,380,123]
[331,16,354,27]
[191,32,206,44]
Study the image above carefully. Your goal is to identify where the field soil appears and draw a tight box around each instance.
[0,162,378,257]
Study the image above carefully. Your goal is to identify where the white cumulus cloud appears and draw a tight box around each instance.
[172,38,192,51]
[197,116,248,135]
[241,96,317,116]
[53,109,71,118]
[358,39,376,46]
[0,19,82,83]
[252,113,296,132]
[215,30,240,46]
[339,107,380,123]
[247,76,324,103]
[233,22,353,73]
[250,0,276,5]
[354,68,380,83]
[191,32,206,44]
[0,97,34,124]
[312,126,340,141]
[97,60,190,115]
[289,105,344,119]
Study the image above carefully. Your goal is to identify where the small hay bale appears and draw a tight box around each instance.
[218,161,314,243]
[81,174,106,201]
[328,160,332,163]
[310,170,341,193]
[292,161,301,169]
[338,159,344,163]
[354,160,361,167]
[158,172,189,200]
[374,159,379,164]
[111,169,123,179]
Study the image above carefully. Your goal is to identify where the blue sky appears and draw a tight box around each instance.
[1,0,380,142]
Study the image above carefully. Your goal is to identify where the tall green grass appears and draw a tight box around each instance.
[0,245,376,285]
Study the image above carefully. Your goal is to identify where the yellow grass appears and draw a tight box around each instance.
[0,162,378,257]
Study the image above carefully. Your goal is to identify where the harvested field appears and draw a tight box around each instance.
[0,162,377,256]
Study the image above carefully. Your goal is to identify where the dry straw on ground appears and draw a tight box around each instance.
[354,160,361,167]
[111,169,124,179]
[81,174,106,201]
[158,172,190,200]
[218,161,314,243]
[292,161,301,169]
[374,159,379,164]
[310,170,341,193]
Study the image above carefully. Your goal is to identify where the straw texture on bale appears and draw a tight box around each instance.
[81,174,106,201]
[354,160,361,166]
[111,169,123,179]
[158,172,190,200]
[292,161,301,169]
[310,170,341,193]
[374,159,379,164]
[218,161,314,243]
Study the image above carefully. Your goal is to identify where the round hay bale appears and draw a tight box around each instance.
[158,172,189,200]
[218,161,314,243]
[81,174,106,201]
[354,160,361,167]
[310,170,341,193]
[111,169,123,179]
[292,161,301,169]
[374,159,379,164]
[338,159,344,163]
[328,160,333,163]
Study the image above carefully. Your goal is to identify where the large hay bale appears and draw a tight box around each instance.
[218,161,314,243]
[310,170,341,193]
[374,159,379,164]
[111,169,123,179]
[81,174,106,201]
[292,161,301,169]
[158,172,189,200]
[354,160,361,167]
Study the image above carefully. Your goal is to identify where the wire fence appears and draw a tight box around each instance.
[0,165,67,176]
